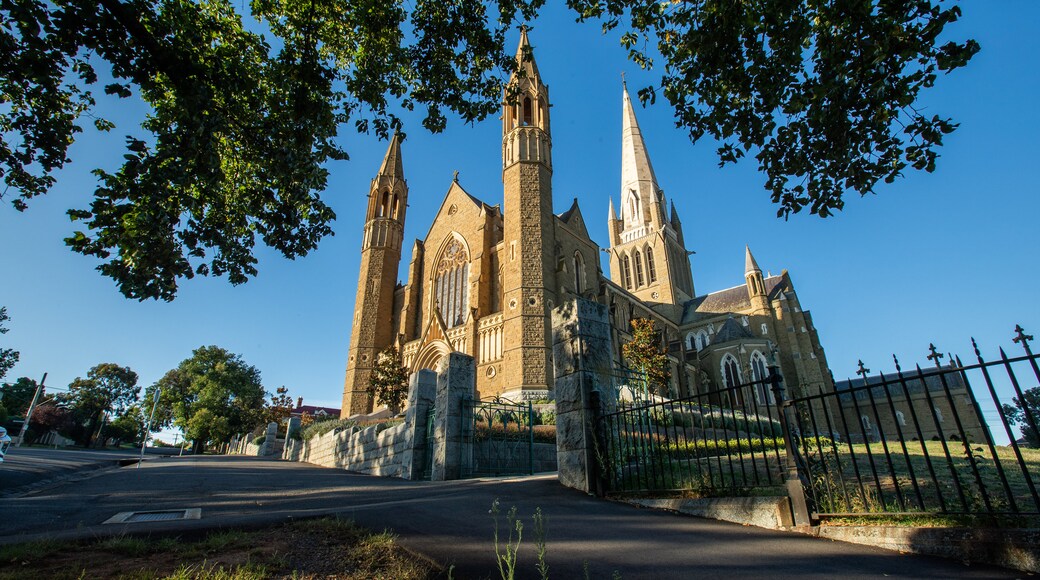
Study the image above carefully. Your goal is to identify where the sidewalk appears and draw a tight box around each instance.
[0,455,1020,579]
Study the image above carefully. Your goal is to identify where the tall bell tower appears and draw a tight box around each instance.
[500,28,557,397]
[341,134,407,417]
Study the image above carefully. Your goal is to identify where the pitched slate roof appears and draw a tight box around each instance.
[680,275,787,324]
[712,316,753,343]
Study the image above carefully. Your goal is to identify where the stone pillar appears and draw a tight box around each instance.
[432,353,477,481]
[263,421,278,456]
[283,416,302,460]
[399,370,438,480]
[552,298,617,494]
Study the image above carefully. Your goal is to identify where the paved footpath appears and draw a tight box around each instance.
[0,455,1024,579]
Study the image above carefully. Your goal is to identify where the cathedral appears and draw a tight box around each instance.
[341,30,834,417]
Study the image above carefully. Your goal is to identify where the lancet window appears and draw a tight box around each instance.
[622,255,633,290]
[646,247,657,283]
[573,251,586,293]
[435,237,470,328]
[634,250,644,287]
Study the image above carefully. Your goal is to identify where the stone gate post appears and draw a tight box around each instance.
[431,352,476,481]
[400,369,438,480]
[552,298,617,494]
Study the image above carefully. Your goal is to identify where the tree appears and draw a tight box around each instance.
[0,377,38,418]
[622,318,671,396]
[1002,387,1040,448]
[261,385,294,430]
[106,405,147,446]
[1,1,976,300]
[61,363,140,446]
[0,307,19,380]
[148,345,266,452]
[369,346,409,415]
[29,402,75,444]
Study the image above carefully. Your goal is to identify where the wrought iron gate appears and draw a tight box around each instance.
[461,398,535,478]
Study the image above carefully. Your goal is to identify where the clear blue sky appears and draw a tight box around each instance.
[1,2,1036,434]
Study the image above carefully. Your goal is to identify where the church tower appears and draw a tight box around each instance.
[500,28,557,397]
[744,245,770,316]
[608,84,695,309]
[341,134,408,416]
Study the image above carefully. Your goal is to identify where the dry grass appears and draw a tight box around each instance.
[0,518,434,580]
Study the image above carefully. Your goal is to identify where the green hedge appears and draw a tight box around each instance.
[301,418,357,441]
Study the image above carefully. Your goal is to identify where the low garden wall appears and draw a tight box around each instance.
[290,421,410,477]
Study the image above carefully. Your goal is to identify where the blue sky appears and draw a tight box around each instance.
[1,2,1036,437]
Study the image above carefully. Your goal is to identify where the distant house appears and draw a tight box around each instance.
[290,397,341,420]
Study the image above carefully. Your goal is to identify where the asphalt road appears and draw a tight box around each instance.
[0,446,152,495]
[0,455,1024,579]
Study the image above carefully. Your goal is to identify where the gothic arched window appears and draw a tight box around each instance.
[379,190,390,217]
[523,97,533,126]
[646,247,657,283]
[622,255,633,290]
[750,350,774,405]
[573,251,586,293]
[634,250,644,287]
[722,354,741,389]
[435,237,470,328]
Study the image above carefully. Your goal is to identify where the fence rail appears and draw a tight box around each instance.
[596,326,1040,522]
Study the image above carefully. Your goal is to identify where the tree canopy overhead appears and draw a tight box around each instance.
[1,0,976,300]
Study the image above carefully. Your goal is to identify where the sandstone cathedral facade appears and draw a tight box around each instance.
[341,31,834,417]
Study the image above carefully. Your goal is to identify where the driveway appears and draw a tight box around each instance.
[0,455,1020,579]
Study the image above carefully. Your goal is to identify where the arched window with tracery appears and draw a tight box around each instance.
[722,354,741,389]
[646,247,657,283]
[573,251,586,293]
[750,350,774,405]
[435,237,470,328]
[622,255,633,289]
[634,250,644,287]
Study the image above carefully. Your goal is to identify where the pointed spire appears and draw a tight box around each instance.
[514,25,541,83]
[745,245,761,275]
[670,200,680,225]
[608,196,618,221]
[621,84,660,218]
[377,132,404,180]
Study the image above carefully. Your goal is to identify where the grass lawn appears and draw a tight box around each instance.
[0,518,435,580]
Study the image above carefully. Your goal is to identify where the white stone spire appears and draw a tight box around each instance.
[620,84,662,232]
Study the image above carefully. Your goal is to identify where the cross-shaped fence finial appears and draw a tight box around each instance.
[856,360,870,380]
[1013,324,1033,350]
[926,343,944,367]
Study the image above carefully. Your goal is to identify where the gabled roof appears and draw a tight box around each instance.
[556,198,591,239]
[291,405,341,417]
[712,316,753,343]
[680,275,787,324]
[420,179,490,243]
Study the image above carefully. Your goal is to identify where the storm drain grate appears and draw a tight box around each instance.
[104,508,201,524]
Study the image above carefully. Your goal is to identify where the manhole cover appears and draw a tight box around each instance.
[104,508,201,524]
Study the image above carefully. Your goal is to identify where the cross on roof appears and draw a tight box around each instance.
[1013,324,1033,347]
[856,360,870,379]
[927,343,944,366]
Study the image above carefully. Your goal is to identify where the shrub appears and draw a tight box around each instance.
[301,418,356,441]
[536,410,556,426]
[252,435,266,445]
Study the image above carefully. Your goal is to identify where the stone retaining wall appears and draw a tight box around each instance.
[295,421,410,477]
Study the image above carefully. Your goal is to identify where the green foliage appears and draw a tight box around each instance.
[490,499,522,580]
[622,318,671,395]
[574,0,980,217]
[369,346,409,414]
[1,2,976,299]
[1002,386,1040,447]
[300,417,356,441]
[0,376,37,418]
[0,307,19,381]
[106,405,147,446]
[252,435,266,445]
[61,363,140,446]
[148,346,266,450]
[661,437,785,460]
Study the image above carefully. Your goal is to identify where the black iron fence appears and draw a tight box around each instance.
[597,326,1040,521]
[601,367,788,494]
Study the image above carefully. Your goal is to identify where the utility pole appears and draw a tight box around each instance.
[15,373,46,447]
[138,387,161,468]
